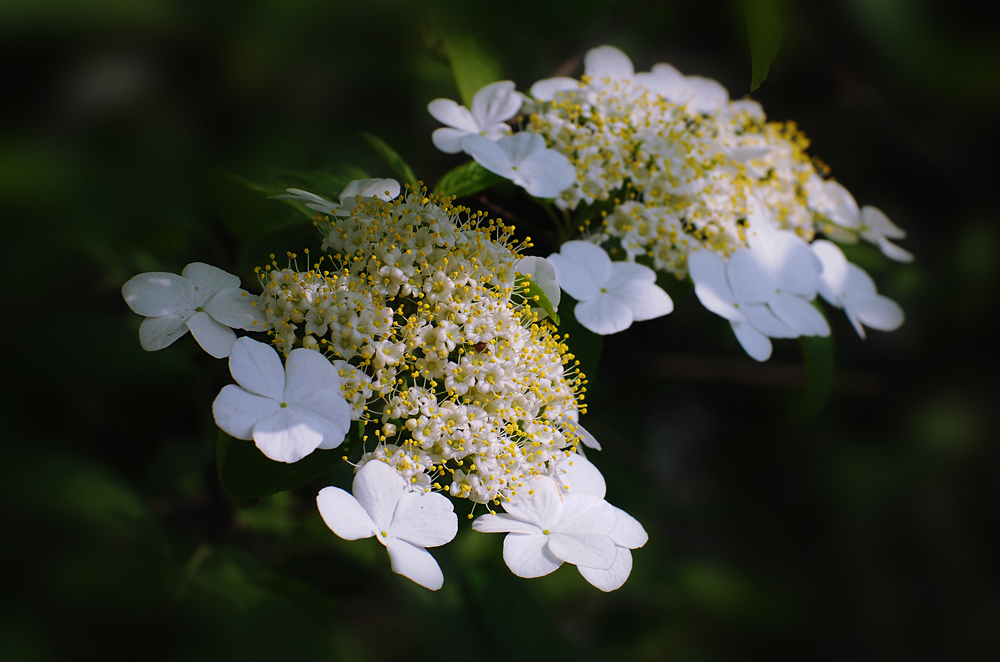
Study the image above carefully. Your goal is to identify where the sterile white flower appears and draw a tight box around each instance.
[270,178,400,215]
[550,452,648,592]
[212,337,352,463]
[729,200,830,338]
[317,460,458,590]
[547,240,673,335]
[472,474,618,578]
[688,249,787,362]
[812,240,905,338]
[428,80,524,154]
[460,133,576,199]
[860,206,914,263]
[122,262,266,358]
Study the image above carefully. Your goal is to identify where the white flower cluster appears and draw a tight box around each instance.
[123,178,647,592]
[427,45,909,360]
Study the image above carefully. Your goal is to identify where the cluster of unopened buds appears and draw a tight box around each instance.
[123,44,909,592]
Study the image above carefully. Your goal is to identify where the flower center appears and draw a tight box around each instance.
[542,529,550,535]
[280,402,288,408]
[195,306,204,312]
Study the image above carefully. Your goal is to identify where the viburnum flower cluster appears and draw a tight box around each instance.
[428,45,909,360]
[123,179,645,592]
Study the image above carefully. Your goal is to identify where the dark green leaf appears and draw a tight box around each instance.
[359,133,420,191]
[743,0,784,91]
[514,274,560,325]
[216,424,362,504]
[207,172,317,241]
[432,160,504,198]
[441,36,502,107]
[799,332,834,418]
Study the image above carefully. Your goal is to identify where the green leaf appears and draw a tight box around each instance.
[359,133,420,191]
[216,424,362,504]
[514,274,560,325]
[799,332,834,418]
[208,172,317,240]
[440,36,502,107]
[432,160,504,198]
[743,0,784,91]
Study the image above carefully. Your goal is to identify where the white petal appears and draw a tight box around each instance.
[584,45,634,80]
[731,320,773,362]
[316,486,377,540]
[727,248,776,305]
[388,491,458,548]
[181,263,241,305]
[269,189,339,215]
[530,77,579,101]
[635,63,685,98]
[812,240,849,306]
[123,272,195,318]
[574,296,633,335]
[138,314,189,351]
[471,80,523,127]
[427,98,479,132]
[384,538,444,591]
[553,453,606,498]
[281,347,343,403]
[610,507,648,548]
[431,127,470,154]
[204,288,266,330]
[339,178,400,201]
[501,476,563,530]
[460,134,513,177]
[496,131,546,165]
[877,237,915,263]
[606,278,673,321]
[578,424,602,450]
[352,460,407,533]
[502,533,563,578]
[729,145,772,162]
[472,513,543,535]
[548,532,617,569]
[252,408,325,463]
[515,147,576,198]
[689,251,741,321]
[186,311,237,358]
[862,206,906,239]
[516,256,561,310]
[824,181,861,229]
[742,303,795,338]
[212,384,280,440]
[548,241,612,302]
[772,233,820,297]
[851,294,904,332]
[682,76,729,114]
[291,390,351,450]
[578,547,633,592]
[556,492,616,535]
[228,337,285,400]
[769,295,829,337]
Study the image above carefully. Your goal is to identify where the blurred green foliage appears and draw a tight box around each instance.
[2,0,999,660]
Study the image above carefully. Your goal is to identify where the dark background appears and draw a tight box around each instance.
[2,1,998,659]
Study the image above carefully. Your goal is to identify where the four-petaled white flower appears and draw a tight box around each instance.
[428,81,524,154]
[317,460,458,591]
[460,133,576,199]
[212,337,352,463]
[550,452,648,592]
[688,249,788,362]
[472,474,618,579]
[122,262,266,358]
[270,178,400,215]
[547,240,673,335]
[728,199,830,338]
[812,240,905,338]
